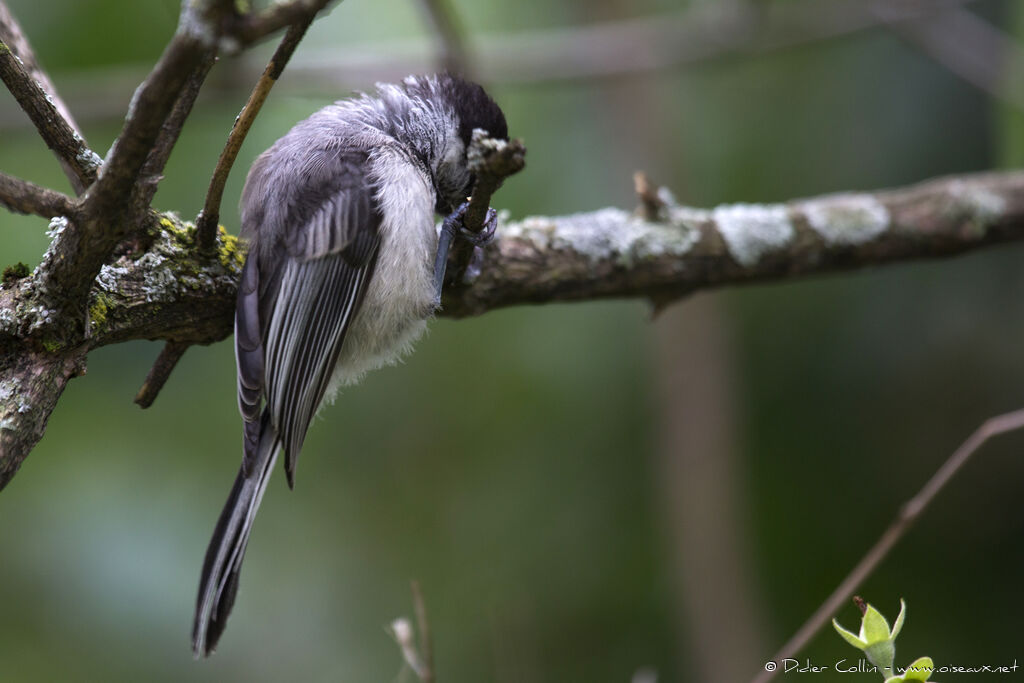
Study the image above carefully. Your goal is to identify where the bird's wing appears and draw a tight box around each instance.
[235,155,382,486]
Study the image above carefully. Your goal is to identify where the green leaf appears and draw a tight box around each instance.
[833,618,868,649]
[902,656,934,681]
[862,604,892,643]
[884,677,905,683]
[891,599,907,639]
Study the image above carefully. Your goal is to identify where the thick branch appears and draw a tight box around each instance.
[3,170,1024,488]
[0,171,76,218]
[45,169,1024,347]
[38,2,230,315]
[0,350,85,484]
[442,171,1024,316]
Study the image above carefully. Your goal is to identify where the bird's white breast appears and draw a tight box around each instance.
[323,147,438,400]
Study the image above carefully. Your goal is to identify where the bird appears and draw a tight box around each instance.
[192,74,508,657]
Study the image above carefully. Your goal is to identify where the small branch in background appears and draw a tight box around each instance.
[134,341,190,408]
[390,586,436,682]
[195,8,324,250]
[0,1,93,193]
[411,580,435,683]
[873,3,1024,112]
[751,407,1024,683]
[415,0,472,77]
[229,0,336,47]
[0,0,987,129]
[0,171,76,218]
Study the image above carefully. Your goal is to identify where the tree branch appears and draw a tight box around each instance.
[37,1,232,319]
[0,1,93,193]
[3,170,1024,488]
[196,3,328,250]
[0,37,98,193]
[442,170,1024,316]
[873,3,1024,112]
[0,171,76,218]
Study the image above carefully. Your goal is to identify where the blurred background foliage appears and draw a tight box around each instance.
[2,0,1024,681]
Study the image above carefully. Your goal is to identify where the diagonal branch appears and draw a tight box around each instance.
[0,1,93,193]
[873,3,1024,112]
[0,171,76,218]
[750,407,1024,683]
[0,39,98,193]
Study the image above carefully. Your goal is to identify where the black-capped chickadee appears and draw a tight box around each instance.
[192,74,508,656]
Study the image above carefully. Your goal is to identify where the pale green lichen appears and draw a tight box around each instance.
[801,193,890,246]
[713,203,793,266]
[89,292,113,329]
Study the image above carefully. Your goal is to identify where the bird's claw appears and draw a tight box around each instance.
[434,203,499,310]
[459,207,498,246]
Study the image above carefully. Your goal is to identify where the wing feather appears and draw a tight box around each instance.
[247,174,382,487]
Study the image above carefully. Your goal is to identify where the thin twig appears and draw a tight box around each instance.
[195,10,323,250]
[415,0,472,77]
[0,171,76,218]
[751,407,1024,683]
[0,40,98,192]
[390,618,430,681]
[0,1,92,193]
[134,341,190,408]
[410,580,435,683]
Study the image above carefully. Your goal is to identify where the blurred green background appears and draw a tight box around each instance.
[2,1,1024,681]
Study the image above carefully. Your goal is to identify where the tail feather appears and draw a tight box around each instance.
[192,411,279,657]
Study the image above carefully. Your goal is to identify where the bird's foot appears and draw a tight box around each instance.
[432,203,498,309]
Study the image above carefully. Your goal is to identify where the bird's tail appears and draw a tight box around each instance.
[192,411,279,657]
